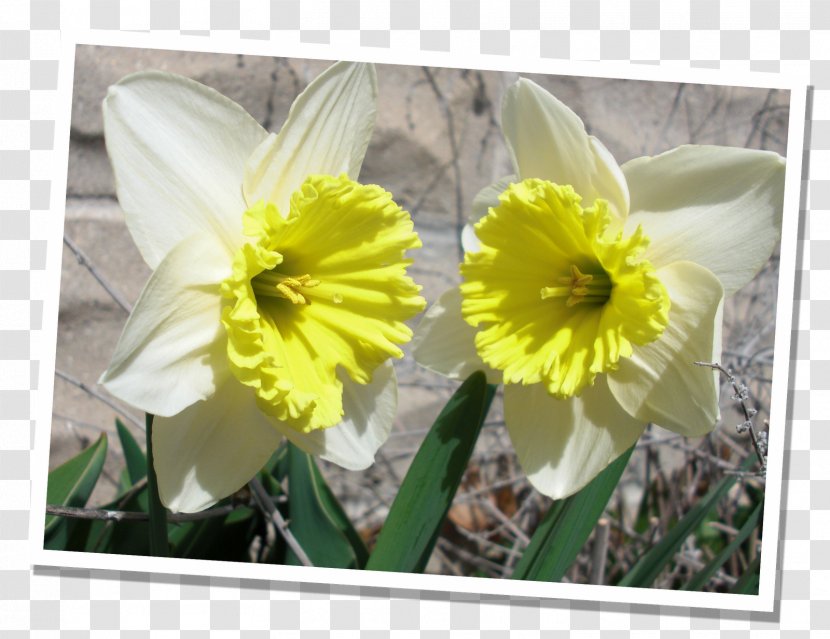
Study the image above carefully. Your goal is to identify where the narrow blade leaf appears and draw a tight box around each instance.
[261,442,289,480]
[511,445,635,581]
[731,554,761,594]
[366,371,494,573]
[618,455,755,588]
[682,498,764,591]
[115,418,147,486]
[285,443,366,569]
[169,505,258,562]
[76,486,150,555]
[44,433,108,549]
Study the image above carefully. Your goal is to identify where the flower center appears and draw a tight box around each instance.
[220,174,425,433]
[540,264,612,307]
[252,271,321,305]
[460,178,670,399]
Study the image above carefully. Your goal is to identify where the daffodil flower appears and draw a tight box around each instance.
[413,78,785,500]
[99,62,425,512]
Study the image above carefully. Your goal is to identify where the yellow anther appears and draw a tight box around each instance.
[541,263,612,307]
[460,178,670,399]
[276,282,306,304]
[252,270,322,305]
[558,264,594,288]
[290,274,321,288]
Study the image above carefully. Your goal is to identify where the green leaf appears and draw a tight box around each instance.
[116,468,131,496]
[366,372,495,573]
[78,487,150,556]
[44,433,108,549]
[261,442,289,480]
[285,443,368,569]
[256,470,288,564]
[168,505,259,562]
[168,521,215,559]
[115,418,147,486]
[731,554,761,595]
[683,498,764,591]
[511,445,635,582]
[145,413,169,557]
[618,455,756,588]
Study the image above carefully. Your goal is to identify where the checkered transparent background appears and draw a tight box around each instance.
[1,0,826,635]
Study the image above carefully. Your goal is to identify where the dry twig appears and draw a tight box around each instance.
[48,502,240,523]
[63,233,133,314]
[695,361,767,474]
[55,368,143,429]
[248,477,314,567]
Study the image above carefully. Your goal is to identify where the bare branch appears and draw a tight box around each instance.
[695,361,767,474]
[63,233,133,314]
[55,368,143,429]
[248,477,314,567]
[91,477,149,551]
[47,502,238,523]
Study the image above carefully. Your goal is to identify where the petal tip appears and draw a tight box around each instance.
[163,490,218,515]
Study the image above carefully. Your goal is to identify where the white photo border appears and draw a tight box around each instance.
[29,27,809,614]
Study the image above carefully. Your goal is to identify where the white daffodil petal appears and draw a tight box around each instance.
[99,233,232,418]
[153,379,282,513]
[501,79,629,219]
[607,261,724,437]
[411,287,501,385]
[461,224,480,254]
[243,61,377,214]
[588,135,631,224]
[103,71,267,268]
[279,361,397,470]
[504,378,646,500]
[471,175,518,223]
[623,145,785,296]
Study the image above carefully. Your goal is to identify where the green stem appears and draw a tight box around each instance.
[145,413,169,557]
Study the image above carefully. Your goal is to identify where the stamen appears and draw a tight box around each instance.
[541,264,612,307]
[253,271,321,305]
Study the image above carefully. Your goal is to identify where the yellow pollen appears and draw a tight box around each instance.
[540,264,612,307]
[253,271,321,305]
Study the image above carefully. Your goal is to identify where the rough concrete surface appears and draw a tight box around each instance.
[54,45,789,542]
